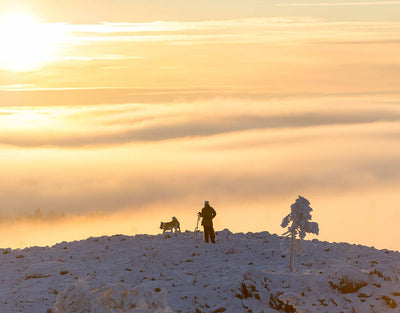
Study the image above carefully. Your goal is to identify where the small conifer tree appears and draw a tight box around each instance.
[281,195,319,271]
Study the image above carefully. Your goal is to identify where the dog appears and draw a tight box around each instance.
[160,216,181,234]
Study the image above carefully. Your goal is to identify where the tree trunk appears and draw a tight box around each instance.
[289,233,295,272]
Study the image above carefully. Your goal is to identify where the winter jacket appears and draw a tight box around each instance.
[200,204,216,227]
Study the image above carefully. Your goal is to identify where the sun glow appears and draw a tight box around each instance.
[0,107,62,131]
[0,12,66,71]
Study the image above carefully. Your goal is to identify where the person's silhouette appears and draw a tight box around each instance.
[198,200,217,243]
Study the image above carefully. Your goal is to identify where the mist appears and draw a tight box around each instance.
[1,95,400,250]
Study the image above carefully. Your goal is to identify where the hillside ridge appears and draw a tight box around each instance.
[1,229,400,312]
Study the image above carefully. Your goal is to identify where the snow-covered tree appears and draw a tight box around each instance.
[281,195,319,271]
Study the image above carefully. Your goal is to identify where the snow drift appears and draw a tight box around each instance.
[1,229,400,312]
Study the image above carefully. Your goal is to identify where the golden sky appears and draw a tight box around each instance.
[0,0,400,250]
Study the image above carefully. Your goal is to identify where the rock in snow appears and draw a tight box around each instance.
[25,261,68,279]
[0,230,400,312]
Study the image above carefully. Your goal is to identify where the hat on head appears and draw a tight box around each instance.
[204,200,209,205]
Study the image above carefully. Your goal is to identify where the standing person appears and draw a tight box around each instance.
[198,200,217,243]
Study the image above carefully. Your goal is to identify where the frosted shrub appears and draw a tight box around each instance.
[54,278,93,313]
[54,279,171,313]
[96,283,171,313]
[329,266,368,294]
[281,196,319,271]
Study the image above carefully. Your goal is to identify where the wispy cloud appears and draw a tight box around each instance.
[2,16,398,90]
[68,17,322,34]
[49,55,143,62]
[277,1,400,6]
[46,17,400,54]
[2,96,400,148]
[0,84,34,90]
[65,17,319,46]
[1,88,400,106]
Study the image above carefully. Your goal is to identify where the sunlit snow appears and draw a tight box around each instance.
[1,230,400,312]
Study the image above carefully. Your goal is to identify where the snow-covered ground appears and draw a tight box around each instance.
[1,229,400,313]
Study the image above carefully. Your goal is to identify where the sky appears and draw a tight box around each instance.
[0,0,400,250]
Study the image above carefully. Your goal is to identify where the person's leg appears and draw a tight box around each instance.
[210,227,216,244]
[203,226,210,243]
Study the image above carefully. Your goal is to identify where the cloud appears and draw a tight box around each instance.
[2,88,400,107]
[1,95,400,148]
[1,18,399,94]
[315,39,400,45]
[2,95,400,249]
[68,17,322,34]
[1,122,400,220]
[25,17,398,48]
[276,1,400,6]
[57,17,327,47]
[0,84,34,90]
[49,55,143,62]
[0,88,221,106]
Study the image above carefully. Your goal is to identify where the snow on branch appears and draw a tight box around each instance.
[281,195,319,239]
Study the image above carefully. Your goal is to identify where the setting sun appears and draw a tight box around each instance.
[0,12,65,71]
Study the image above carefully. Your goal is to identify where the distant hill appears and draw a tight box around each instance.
[1,229,399,313]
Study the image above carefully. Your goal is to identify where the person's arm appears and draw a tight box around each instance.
[211,208,216,219]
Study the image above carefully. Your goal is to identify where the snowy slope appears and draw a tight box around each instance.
[1,229,400,313]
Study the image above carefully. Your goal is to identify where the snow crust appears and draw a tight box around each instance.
[1,229,400,312]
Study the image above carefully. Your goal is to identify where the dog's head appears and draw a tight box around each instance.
[160,222,164,229]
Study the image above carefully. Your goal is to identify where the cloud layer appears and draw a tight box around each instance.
[1,95,400,147]
[1,95,400,214]
[2,96,400,249]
